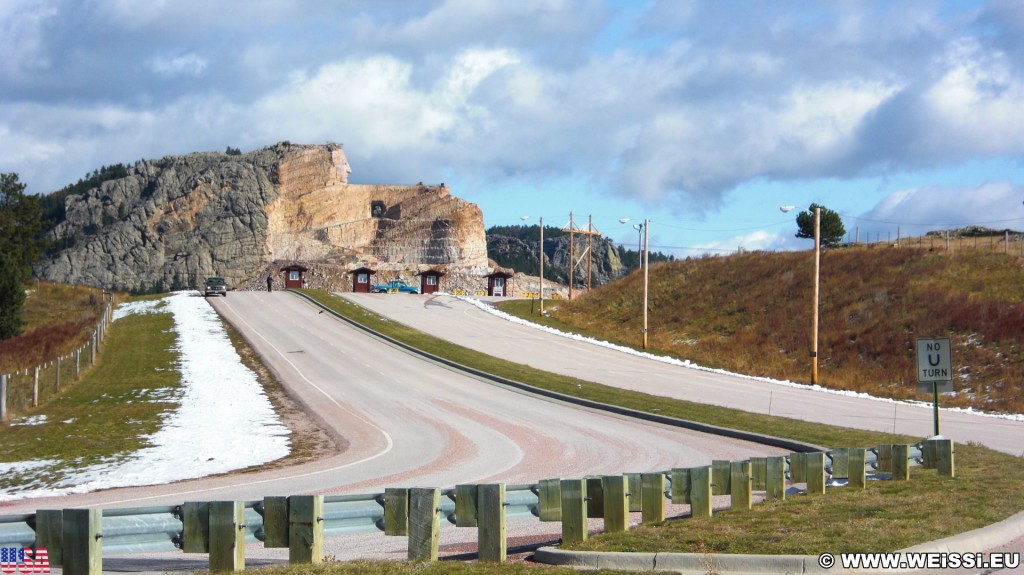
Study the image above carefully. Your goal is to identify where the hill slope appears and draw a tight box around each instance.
[549,245,1024,414]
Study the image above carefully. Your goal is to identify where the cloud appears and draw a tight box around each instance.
[856,181,1024,236]
[149,52,209,78]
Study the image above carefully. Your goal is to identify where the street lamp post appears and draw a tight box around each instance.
[621,218,650,349]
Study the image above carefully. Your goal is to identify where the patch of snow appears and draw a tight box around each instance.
[10,415,47,426]
[0,291,290,503]
[458,297,1024,423]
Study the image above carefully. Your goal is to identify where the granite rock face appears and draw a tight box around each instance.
[36,142,488,291]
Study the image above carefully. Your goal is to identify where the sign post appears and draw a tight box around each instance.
[916,338,953,436]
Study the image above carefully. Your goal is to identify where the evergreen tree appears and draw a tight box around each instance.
[0,173,46,338]
[795,203,846,247]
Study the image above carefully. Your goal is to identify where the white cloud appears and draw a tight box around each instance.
[149,52,208,78]
[858,181,1024,236]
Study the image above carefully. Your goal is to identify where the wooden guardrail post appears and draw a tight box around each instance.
[560,479,587,544]
[641,473,665,523]
[830,448,849,478]
[750,457,767,491]
[384,488,409,536]
[933,439,955,477]
[209,501,245,572]
[35,510,63,566]
[876,445,893,472]
[537,479,561,521]
[585,477,604,518]
[626,473,643,512]
[261,497,288,548]
[806,452,826,495]
[289,495,324,564]
[766,456,786,501]
[670,468,690,504]
[408,488,441,562]
[182,502,211,552]
[730,461,752,510]
[690,466,713,518]
[477,484,506,563]
[63,508,101,575]
[711,460,731,495]
[892,444,910,481]
[455,485,479,527]
[921,441,936,469]
[848,448,867,489]
[789,453,806,483]
[602,475,629,533]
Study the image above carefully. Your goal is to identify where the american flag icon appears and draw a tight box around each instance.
[0,547,50,573]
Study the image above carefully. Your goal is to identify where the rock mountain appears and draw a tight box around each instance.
[37,142,488,292]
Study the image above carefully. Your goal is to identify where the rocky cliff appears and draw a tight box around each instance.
[486,229,627,287]
[36,142,488,291]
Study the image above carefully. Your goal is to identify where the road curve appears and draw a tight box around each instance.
[343,293,1024,456]
[1,291,783,517]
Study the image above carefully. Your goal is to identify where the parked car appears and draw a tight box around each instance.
[371,280,419,294]
[203,277,228,297]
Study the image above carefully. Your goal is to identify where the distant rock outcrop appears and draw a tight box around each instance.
[36,142,488,291]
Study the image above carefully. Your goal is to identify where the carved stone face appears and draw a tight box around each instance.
[331,148,352,184]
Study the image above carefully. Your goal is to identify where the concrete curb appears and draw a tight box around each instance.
[534,510,1024,573]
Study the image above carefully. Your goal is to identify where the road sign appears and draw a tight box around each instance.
[916,338,953,393]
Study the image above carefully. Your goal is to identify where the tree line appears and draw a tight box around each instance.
[0,173,47,338]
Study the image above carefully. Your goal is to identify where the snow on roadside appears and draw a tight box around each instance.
[457,296,1024,423]
[0,291,290,502]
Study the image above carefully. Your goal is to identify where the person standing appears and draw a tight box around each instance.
[266,275,273,292]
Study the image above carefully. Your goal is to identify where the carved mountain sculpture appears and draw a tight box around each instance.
[37,142,488,291]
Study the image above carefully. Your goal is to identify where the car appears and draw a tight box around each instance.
[203,277,228,297]
[371,280,419,294]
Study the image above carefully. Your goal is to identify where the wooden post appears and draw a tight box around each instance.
[670,468,691,504]
[384,488,409,536]
[182,502,211,552]
[408,488,440,562]
[641,473,665,523]
[689,467,713,518]
[730,461,752,510]
[289,495,324,564]
[559,479,587,544]
[209,501,245,573]
[90,331,97,365]
[750,457,767,491]
[537,479,561,522]
[75,348,81,379]
[62,508,101,575]
[921,441,936,469]
[805,452,827,495]
[477,484,506,563]
[766,456,786,501]
[892,444,910,481]
[261,497,288,548]
[848,448,867,489]
[934,439,955,477]
[626,473,643,512]
[876,445,893,473]
[32,366,39,407]
[55,356,61,391]
[585,477,604,518]
[711,460,731,495]
[602,475,629,533]
[455,484,479,527]
[35,510,64,567]
[789,453,806,482]
[830,448,849,478]
[0,374,7,423]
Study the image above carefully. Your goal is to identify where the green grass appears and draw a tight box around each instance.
[192,561,631,575]
[298,288,1024,554]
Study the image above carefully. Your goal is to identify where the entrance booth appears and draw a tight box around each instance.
[349,267,376,293]
[281,264,308,289]
[484,271,514,297]
[416,269,446,294]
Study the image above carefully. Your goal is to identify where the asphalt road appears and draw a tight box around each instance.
[2,291,786,561]
[344,293,1024,456]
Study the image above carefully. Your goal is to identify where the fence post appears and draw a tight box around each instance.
[641,473,665,523]
[35,510,64,566]
[766,456,786,501]
[626,473,643,512]
[848,448,867,489]
[602,475,629,533]
[76,348,81,379]
[90,331,97,365]
[209,501,245,573]
[32,366,39,407]
[384,488,409,536]
[892,444,910,481]
[585,477,604,518]
[537,479,561,522]
[261,497,288,548]
[455,484,479,527]
[876,445,893,473]
[690,467,713,518]
[830,448,849,478]
[806,452,827,495]
[711,460,731,495]
[670,468,691,504]
[934,439,955,477]
[182,502,211,552]
[789,453,806,482]
[408,488,440,562]
[750,457,767,490]
[477,484,506,563]
[62,508,101,575]
[559,479,587,544]
[289,495,324,564]
[730,461,752,510]
[1,374,7,423]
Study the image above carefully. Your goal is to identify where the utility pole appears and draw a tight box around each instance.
[811,206,820,386]
[642,219,649,350]
[539,217,544,316]
[561,213,601,301]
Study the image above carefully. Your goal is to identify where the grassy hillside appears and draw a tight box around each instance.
[0,282,106,373]
[542,245,1024,414]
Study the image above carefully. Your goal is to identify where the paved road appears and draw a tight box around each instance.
[344,293,1024,456]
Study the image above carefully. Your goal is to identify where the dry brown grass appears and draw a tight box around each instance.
[0,282,106,373]
[549,245,1024,414]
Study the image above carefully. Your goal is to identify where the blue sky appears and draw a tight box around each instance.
[2,0,1023,255]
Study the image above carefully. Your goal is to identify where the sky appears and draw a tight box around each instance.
[2,0,1024,256]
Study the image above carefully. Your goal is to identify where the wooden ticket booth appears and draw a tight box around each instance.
[484,271,513,297]
[281,264,308,289]
[349,267,376,293]
[416,269,446,294]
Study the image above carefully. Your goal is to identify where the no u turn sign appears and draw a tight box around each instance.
[917,338,953,393]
